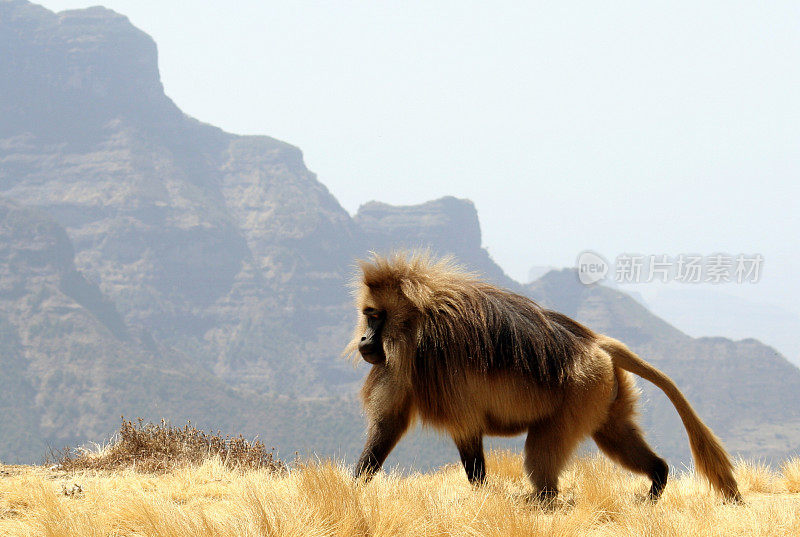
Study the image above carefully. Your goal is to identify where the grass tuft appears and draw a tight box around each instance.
[54,418,285,473]
[736,459,779,493]
[781,457,800,493]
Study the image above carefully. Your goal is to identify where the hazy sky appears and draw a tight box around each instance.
[36,1,800,318]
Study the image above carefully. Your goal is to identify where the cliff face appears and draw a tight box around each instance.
[0,0,797,466]
[354,196,515,288]
[0,0,364,398]
[0,197,278,461]
[0,1,178,141]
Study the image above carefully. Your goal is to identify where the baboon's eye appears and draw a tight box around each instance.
[363,308,384,320]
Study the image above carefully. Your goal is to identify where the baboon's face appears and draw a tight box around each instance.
[358,307,387,364]
[355,284,418,365]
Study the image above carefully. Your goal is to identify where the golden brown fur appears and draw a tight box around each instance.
[346,251,741,502]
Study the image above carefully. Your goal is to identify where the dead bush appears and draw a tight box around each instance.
[55,418,285,473]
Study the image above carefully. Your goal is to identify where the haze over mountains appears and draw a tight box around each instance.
[1,0,798,467]
[631,286,800,369]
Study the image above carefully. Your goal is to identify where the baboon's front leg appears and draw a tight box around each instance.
[354,409,412,481]
[455,435,486,485]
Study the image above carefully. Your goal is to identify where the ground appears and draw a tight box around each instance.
[0,452,798,536]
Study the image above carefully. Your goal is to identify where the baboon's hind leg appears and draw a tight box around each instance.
[455,435,486,485]
[592,384,669,501]
[524,418,583,501]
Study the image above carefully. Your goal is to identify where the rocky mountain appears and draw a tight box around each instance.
[0,0,797,467]
[354,197,516,289]
[1,0,362,401]
[0,196,268,461]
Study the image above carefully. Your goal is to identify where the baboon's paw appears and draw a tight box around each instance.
[524,490,573,512]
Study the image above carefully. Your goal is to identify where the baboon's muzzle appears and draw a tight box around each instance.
[359,327,386,364]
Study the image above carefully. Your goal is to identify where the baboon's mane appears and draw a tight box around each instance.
[358,252,595,412]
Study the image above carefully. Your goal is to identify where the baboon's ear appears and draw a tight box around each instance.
[399,278,432,311]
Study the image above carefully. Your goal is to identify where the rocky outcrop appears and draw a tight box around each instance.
[355,196,516,288]
[0,197,282,461]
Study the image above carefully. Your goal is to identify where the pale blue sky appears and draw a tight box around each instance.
[36,1,800,321]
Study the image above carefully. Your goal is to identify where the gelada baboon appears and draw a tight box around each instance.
[344,251,741,502]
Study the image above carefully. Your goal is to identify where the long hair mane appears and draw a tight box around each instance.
[352,252,594,412]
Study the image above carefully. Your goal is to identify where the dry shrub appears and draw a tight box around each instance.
[56,418,285,473]
[781,457,800,493]
[735,460,778,493]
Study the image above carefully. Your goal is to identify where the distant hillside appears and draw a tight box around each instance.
[526,270,800,462]
[0,196,271,460]
[634,287,800,368]
[0,0,797,466]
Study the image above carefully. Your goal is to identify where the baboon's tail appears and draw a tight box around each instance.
[598,336,742,502]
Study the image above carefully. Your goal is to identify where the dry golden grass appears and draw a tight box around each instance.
[1,451,799,536]
[54,418,285,473]
[782,458,800,493]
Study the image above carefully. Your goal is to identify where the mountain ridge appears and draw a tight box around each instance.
[0,0,797,466]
